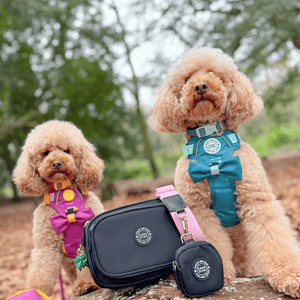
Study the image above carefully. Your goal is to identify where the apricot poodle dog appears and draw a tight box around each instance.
[150,47,300,298]
[13,120,104,296]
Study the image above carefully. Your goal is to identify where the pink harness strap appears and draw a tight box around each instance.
[58,273,65,300]
[47,186,94,258]
[153,185,207,242]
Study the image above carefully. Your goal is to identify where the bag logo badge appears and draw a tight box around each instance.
[203,138,221,154]
[193,258,211,281]
[134,226,152,246]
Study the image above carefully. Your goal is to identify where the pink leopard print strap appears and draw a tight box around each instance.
[153,185,207,242]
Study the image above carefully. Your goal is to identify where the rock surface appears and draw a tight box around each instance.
[69,276,293,300]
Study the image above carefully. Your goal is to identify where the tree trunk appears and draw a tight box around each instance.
[3,153,21,202]
[112,4,159,179]
[137,104,159,179]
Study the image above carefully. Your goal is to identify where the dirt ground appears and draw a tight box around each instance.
[1,152,300,300]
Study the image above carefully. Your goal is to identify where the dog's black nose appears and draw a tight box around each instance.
[195,82,208,95]
[52,161,63,170]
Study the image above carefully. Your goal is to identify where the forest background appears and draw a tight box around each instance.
[1,0,300,201]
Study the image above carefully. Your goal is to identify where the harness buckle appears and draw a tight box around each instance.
[195,127,206,137]
[209,161,220,176]
[66,207,78,223]
[66,207,78,215]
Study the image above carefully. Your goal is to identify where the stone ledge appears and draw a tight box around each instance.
[69,276,293,300]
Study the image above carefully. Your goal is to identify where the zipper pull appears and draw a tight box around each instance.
[172,260,177,271]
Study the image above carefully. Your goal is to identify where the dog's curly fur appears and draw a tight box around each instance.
[13,120,105,296]
[150,48,300,298]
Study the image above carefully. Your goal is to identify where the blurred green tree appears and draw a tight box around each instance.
[0,1,144,199]
[137,0,300,118]
[110,3,159,178]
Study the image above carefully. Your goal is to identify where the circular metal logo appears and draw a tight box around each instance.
[134,226,153,246]
[203,138,221,154]
[192,259,211,281]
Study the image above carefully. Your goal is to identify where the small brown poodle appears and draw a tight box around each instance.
[13,120,105,296]
[150,47,300,298]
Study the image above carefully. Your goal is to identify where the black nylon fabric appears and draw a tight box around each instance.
[82,198,182,288]
[173,240,223,298]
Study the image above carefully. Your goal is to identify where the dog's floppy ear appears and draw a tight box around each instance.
[13,149,44,196]
[75,139,104,191]
[149,85,186,133]
[224,71,264,130]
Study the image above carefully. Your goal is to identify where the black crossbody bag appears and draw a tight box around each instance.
[78,185,223,297]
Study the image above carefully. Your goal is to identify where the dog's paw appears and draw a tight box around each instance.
[73,266,100,296]
[268,272,300,298]
[73,280,100,296]
[223,264,236,286]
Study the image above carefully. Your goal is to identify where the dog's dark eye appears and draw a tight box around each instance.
[64,149,70,154]
[185,76,191,83]
[43,150,50,156]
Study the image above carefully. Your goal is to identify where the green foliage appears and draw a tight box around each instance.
[155,149,182,177]
[249,124,300,157]
[0,0,140,198]
[263,67,300,120]
[38,57,139,161]
[0,5,15,36]
[142,0,300,114]
[107,159,152,181]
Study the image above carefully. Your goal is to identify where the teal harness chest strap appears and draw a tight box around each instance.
[183,129,242,227]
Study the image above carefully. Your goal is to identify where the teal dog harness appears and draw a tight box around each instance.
[183,122,242,227]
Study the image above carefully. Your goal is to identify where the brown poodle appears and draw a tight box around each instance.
[150,47,300,298]
[13,120,104,296]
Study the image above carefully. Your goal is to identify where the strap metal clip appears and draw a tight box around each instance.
[175,209,188,234]
[175,209,187,220]
[176,209,195,243]
[180,233,195,244]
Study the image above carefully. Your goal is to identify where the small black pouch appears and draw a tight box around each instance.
[173,240,223,298]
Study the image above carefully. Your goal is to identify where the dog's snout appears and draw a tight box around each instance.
[195,82,208,95]
[52,161,63,170]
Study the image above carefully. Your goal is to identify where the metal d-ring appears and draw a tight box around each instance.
[175,209,187,220]
[180,233,195,244]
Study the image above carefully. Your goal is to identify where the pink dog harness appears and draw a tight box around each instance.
[44,180,95,258]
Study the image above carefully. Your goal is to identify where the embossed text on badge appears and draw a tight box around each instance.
[192,258,211,281]
[203,138,221,154]
[134,226,153,246]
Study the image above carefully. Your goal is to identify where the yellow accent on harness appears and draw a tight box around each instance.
[62,244,68,256]
[63,189,75,201]
[53,180,71,190]
[43,193,50,204]
[61,180,71,189]
[10,289,52,300]
[67,214,76,223]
